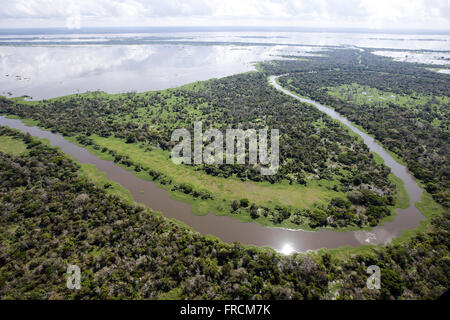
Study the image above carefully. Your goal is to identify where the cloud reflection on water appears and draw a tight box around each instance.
[0,43,320,99]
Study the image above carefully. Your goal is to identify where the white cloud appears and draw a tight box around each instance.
[0,0,448,30]
[65,1,81,29]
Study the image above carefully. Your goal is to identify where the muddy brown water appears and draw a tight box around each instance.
[0,81,424,252]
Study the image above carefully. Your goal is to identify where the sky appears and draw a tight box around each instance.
[0,0,449,31]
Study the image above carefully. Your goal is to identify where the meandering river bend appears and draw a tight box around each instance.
[0,77,425,252]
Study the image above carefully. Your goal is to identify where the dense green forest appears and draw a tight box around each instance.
[0,126,448,299]
[260,49,449,208]
[0,69,401,229]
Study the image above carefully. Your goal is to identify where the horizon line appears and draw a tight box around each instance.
[0,26,449,35]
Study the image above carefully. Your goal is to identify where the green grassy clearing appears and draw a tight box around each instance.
[326,83,450,110]
[0,135,28,156]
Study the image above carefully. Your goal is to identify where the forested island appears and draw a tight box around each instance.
[0,48,448,299]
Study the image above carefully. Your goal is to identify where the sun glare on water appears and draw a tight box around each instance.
[280,243,295,255]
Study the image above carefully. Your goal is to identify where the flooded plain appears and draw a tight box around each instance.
[1,30,449,99]
[0,43,323,99]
